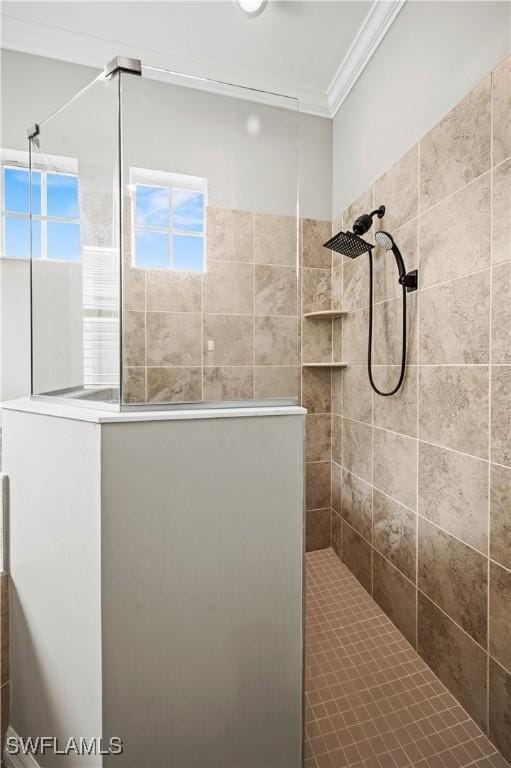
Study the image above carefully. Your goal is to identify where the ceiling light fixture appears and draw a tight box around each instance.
[236,0,268,18]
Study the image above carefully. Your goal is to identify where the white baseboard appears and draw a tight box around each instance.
[3,727,41,768]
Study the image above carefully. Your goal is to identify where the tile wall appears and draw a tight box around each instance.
[123,209,301,403]
[330,54,511,762]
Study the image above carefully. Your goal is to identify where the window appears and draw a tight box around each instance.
[2,165,80,261]
[132,171,206,271]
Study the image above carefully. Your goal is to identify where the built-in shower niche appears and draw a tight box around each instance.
[29,57,299,410]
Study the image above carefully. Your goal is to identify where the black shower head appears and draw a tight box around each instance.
[323,204,385,258]
[324,230,374,258]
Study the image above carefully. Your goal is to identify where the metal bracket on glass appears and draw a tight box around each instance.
[104,56,142,78]
[27,123,40,141]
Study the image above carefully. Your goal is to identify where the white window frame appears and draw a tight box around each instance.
[1,148,80,262]
[129,167,207,272]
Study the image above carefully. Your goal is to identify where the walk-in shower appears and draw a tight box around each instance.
[27,56,299,410]
[324,206,418,396]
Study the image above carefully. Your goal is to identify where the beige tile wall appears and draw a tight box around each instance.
[123,209,301,404]
[331,53,511,763]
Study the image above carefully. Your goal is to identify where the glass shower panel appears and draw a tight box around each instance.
[30,73,121,404]
[120,68,299,406]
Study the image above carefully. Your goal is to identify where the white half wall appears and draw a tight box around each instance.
[332,0,511,215]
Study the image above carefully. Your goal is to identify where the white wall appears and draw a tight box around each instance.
[0,48,332,405]
[332,0,511,216]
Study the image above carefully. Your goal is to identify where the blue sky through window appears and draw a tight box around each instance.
[3,167,41,215]
[134,180,205,271]
[173,234,203,271]
[2,166,80,260]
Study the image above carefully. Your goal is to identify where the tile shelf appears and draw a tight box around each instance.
[302,310,345,319]
[302,362,348,368]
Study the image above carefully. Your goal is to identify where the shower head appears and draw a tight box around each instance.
[375,230,395,251]
[324,230,374,258]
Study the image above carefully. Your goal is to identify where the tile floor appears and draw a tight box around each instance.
[305,549,508,768]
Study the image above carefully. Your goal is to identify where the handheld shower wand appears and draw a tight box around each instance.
[323,207,418,397]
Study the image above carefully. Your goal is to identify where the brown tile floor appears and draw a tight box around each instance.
[305,549,508,768]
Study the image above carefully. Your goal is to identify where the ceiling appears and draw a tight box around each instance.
[0,0,405,117]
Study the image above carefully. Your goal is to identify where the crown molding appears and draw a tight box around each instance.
[1,2,404,120]
[0,13,331,117]
[327,0,406,118]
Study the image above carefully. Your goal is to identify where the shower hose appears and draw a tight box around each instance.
[367,250,407,397]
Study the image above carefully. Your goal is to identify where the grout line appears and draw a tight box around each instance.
[418,590,489,656]
[416,137,421,652]
[487,67,495,736]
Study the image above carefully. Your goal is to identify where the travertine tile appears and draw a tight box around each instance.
[490,463,511,569]
[254,213,296,266]
[372,365,417,438]
[491,366,511,466]
[206,207,253,262]
[331,369,342,415]
[419,270,490,364]
[492,158,511,265]
[204,261,253,314]
[331,512,342,556]
[301,319,332,364]
[373,292,418,365]
[419,366,489,459]
[147,367,201,402]
[146,269,202,312]
[332,253,343,311]
[491,262,511,363]
[255,265,297,316]
[374,144,418,231]
[342,521,372,593]
[306,508,331,552]
[331,460,342,514]
[373,489,416,582]
[373,428,417,510]
[418,591,488,730]
[342,365,372,425]
[343,256,368,312]
[254,316,298,365]
[123,367,146,403]
[124,267,145,310]
[420,172,491,287]
[341,468,372,542]
[306,414,331,462]
[123,311,145,366]
[418,441,488,553]
[146,312,202,366]
[203,314,253,366]
[343,187,374,238]
[418,517,488,647]
[489,658,511,764]
[306,461,331,510]
[420,75,491,209]
[342,417,372,483]
[301,268,331,313]
[254,366,299,399]
[342,307,368,365]
[493,54,511,165]
[373,551,417,647]
[302,219,332,269]
[331,414,342,465]
[374,217,418,303]
[202,367,253,401]
[490,561,511,674]
[301,367,331,413]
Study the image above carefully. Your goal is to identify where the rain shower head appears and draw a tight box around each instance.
[324,230,374,258]
[324,204,385,258]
